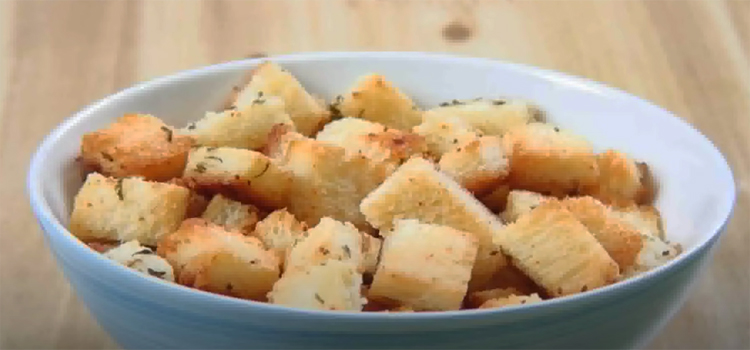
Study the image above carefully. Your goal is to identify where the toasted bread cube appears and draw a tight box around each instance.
[494,201,620,297]
[268,259,365,311]
[280,139,394,230]
[581,150,654,207]
[262,124,309,159]
[360,157,508,290]
[503,123,599,196]
[483,265,544,296]
[252,208,307,270]
[500,190,549,223]
[335,74,422,130]
[157,219,280,301]
[466,287,521,308]
[478,184,511,213]
[361,234,383,275]
[80,114,194,181]
[561,197,644,269]
[183,147,292,210]
[229,62,331,136]
[103,240,175,282]
[368,219,479,311]
[622,233,681,278]
[285,218,364,272]
[413,116,480,157]
[424,98,545,137]
[201,194,260,235]
[438,136,509,196]
[316,117,428,168]
[479,293,543,309]
[610,205,665,239]
[179,96,295,150]
[69,173,190,246]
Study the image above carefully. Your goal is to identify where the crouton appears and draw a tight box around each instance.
[581,150,654,207]
[424,98,545,137]
[201,194,261,235]
[69,173,190,246]
[503,123,599,196]
[230,62,331,136]
[157,218,279,301]
[368,220,479,311]
[267,259,365,311]
[285,218,364,273]
[262,124,308,160]
[166,178,211,218]
[412,116,480,157]
[438,136,509,196]
[334,74,422,130]
[561,197,644,270]
[316,118,428,168]
[179,96,295,150]
[482,265,544,296]
[80,114,194,181]
[479,293,543,309]
[280,139,394,230]
[494,201,619,297]
[103,240,175,282]
[621,233,681,278]
[465,287,521,308]
[252,209,307,270]
[361,234,383,275]
[360,157,508,290]
[500,190,548,223]
[183,146,292,210]
[478,184,510,213]
[610,205,665,239]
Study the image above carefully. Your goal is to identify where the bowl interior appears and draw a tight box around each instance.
[30,52,735,271]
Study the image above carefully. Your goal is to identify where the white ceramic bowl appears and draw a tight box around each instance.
[27,52,736,349]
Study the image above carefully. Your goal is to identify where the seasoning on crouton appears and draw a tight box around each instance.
[621,233,681,279]
[438,136,509,196]
[424,98,545,137]
[251,209,307,270]
[285,217,364,273]
[334,74,422,131]
[183,146,292,210]
[69,173,190,246]
[500,190,549,223]
[465,287,521,309]
[368,219,479,311]
[412,116,480,158]
[503,122,599,196]
[267,259,366,311]
[580,150,654,207]
[494,201,620,297]
[104,240,175,282]
[360,157,508,291]
[201,194,261,235]
[478,184,511,213]
[479,293,543,309]
[316,117,428,168]
[229,62,331,136]
[80,114,194,181]
[157,218,280,301]
[280,138,394,230]
[179,96,295,150]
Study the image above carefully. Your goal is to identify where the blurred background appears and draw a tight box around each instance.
[0,0,748,349]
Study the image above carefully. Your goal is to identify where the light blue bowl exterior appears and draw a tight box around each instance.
[28,52,736,349]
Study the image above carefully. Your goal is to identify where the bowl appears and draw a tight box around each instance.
[27,52,736,349]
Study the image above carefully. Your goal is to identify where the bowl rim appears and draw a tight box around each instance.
[27,51,738,319]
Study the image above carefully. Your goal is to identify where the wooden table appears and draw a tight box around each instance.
[1,0,747,348]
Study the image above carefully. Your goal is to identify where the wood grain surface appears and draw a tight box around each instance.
[1,0,748,348]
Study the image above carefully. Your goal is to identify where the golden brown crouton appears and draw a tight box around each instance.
[279,139,394,230]
[316,118,428,169]
[262,124,309,160]
[201,194,261,235]
[252,208,307,270]
[179,96,295,150]
[424,98,545,137]
[465,287,521,309]
[230,62,331,136]
[285,217,364,273]
[69,173,190,246]
[334,74,422,131]
[360,157,508,291]
[500,190,549,223]
[103,240,175,282]
[483,265,545,296]
[267,259,365,311]
[157,218,280,301]
[368,219,479,311]
[80,114,194,181]
[438,136,509,196]
[503,123,599,196]
[610,205,665,239]
[479,293,543,309]
[183,146,292,210]
[580,150,653,207]
[412,116,480,158]
[621,233,681,279]
[478,184,511,213]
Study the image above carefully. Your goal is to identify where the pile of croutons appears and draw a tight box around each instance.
[70,61,681,312]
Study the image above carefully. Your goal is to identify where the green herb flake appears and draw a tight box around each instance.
[187,123,197,130]
[160,126,173,142]
[147,268,166,278]
[492,99,506,106]
[195,163,208,173]
[115,178,124,200]
[342,245,351,258]
[314,293,325,304]
[133,249,154,256]
[205,156,223,163]
[101,152,114,161]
